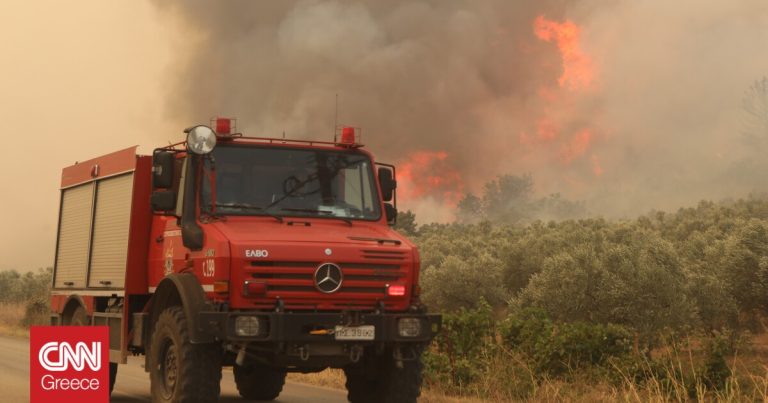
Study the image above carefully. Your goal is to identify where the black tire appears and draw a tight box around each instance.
[344,348,424,403]
[70,307,118,395]
[344,365,377,403]
[109,362,118,396]
[233,364,286,401]
[149,306,222,403]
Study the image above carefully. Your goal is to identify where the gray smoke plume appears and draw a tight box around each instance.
[154,0,768,222]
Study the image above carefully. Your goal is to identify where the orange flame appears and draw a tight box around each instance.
[560,128,593,163]
[533,16,594,90]
[524,16,604,178]
[397,151,465,205]
[518,119,560,145]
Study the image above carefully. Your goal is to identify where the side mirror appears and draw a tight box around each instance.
[151,190,176,211]
[181,154,204,251]
[153,151,175,189]
[182,222,204,251]
[378,167,396,201]
[384,203,397,226]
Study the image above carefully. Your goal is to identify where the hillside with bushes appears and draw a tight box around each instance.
[395,177,768,401]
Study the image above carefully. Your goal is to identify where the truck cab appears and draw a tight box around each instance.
[50,119,440,403]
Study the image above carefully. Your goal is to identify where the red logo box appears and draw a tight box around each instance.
[30,326,109,403]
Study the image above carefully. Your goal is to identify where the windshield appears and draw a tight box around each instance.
[201,145,381,221]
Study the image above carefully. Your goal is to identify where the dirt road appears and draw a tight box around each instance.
[0,335,347,402]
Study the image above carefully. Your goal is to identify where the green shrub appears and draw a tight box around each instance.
[22,296,49,327]
[421,253,507,311]
[0,267,52,304]
[701,333,732,391]
[501,308,633,376]
[427,299,495,386]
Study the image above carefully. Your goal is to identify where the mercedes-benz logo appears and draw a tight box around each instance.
[314,263,343,293]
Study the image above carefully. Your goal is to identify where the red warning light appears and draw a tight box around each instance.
[341,127,355,144]
[387,284,406,297]
[215,118,232,135]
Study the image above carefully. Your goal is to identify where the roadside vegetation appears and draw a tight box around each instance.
[0,267,52,336]
[393,174,768,402]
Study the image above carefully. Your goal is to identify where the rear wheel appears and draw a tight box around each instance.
[69,306,119,396]
[233,364,286,401]
[149,306,222,403]
[344,348,424,403]
[109,363,118,395]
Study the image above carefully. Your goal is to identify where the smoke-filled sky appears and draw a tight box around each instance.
[2,0,768,271]
[0,0,176,272]
[154,0,768,219]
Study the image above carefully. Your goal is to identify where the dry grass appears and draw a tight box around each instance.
[288,368,347,390]
[285,363,768,403]
[415,338,768,403]
[288,361,768,403]
[0,302,28,337]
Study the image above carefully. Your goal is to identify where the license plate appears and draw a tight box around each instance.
[334,325,375,341]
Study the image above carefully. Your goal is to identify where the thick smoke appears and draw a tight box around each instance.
[154,0,768,222]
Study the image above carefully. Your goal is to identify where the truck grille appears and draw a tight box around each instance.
[361,250,407,260]
[247,258,406,298]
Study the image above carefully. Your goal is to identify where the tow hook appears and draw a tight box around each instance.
[393,346,404,369]
[298,344,310,361]
[350,345,363,363]
[309,328,334,336]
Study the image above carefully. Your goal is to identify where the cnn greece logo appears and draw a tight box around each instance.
[31,326,109,403]
[39,341,101,371]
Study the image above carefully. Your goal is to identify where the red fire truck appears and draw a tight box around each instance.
[49,119,440,402]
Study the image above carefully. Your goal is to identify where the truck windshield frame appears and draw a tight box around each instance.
[201,144,382,222]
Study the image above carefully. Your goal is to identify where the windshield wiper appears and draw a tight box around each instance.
[280,208,353,226]
[215,203,283,223]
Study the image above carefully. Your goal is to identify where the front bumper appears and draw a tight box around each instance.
[198,310,441,344]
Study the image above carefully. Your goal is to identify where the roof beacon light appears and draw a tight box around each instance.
[341,126,355,144]
[215,117,234,135]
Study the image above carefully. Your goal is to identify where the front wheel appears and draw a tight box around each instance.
[344,347,424,403]
[233,364,286,401]
[149,306,222,403]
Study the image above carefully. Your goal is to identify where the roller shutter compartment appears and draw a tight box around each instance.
[54,183,94,288]
[88,174,134,288]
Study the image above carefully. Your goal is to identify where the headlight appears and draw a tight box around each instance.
[397,318,422,337]
[186,125,217,155]
[234,316,261,337]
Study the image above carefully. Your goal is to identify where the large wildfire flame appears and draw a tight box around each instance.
[398,15,601,213]
[521,16,603,178]
[533,16,594,91]
[396,151,465,206]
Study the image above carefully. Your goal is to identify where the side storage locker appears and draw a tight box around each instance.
[88,173,134,288]
[53,182,94,288]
